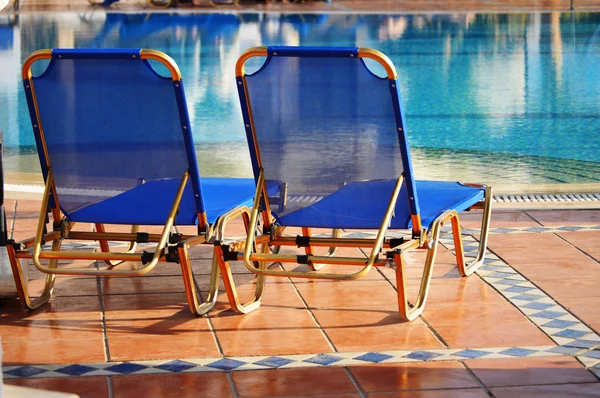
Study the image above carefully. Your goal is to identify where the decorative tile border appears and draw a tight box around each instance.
[5,224,600,380]
[1,345,569,379]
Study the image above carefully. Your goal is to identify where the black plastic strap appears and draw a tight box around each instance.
[168,233,183,244]
[297,255,310,264]
[295,235,310,248]
[220,244,239,262]
[165,246,180,264]
[389,238,406,249]
[141,251,154,265]
[136,232,150,243]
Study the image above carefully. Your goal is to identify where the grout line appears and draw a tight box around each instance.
[226,372,240,398]
[106,375,115,398]
[553,233,600,265]
[95,260,111,362]
[201,285,226,357]
[460,361,496,397]
[344,367,367,398]
[282,262,338,353]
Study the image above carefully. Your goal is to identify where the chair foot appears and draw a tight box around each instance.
[215,243,267,314]
[7,241,58,310]
[179,245,219,316]
[453,186,492,277]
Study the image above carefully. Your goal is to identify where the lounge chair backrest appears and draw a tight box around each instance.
[238,46,421,230]
[23,49,204,223]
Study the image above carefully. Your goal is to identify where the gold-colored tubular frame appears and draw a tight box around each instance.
[10,48,266,316]
[219,47,494,320]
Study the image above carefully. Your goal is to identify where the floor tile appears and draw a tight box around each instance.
[433,320,554,348]
[494,246,596,266]
[491,382,600,398]
[108,332,221,361]
[349,361,480,392]
[112,372,234,398]
[536,278,600,299]
[294,280,402,310]
[210,306,320,331]
[0,317,103,342]
[216,327,333,357]
[2,338,106,365]
[487,233,567,250]
[105,313,212,337]
[324,324,443,352]
[367,389,490,398]
[526,210,600,226]
[232,367,358,397]
[465,356,597,387]
[560,297,600,333]
[214,280,308,310]
[508,261,600,281]
[1,296,101,320]
[460,210,538,229]
[404,277,507,305]
[422,300,530,326]
[312,307,426,328]
[5,376,110,398]
[103,293,191,318]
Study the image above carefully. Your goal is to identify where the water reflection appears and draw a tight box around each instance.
[1,12,599,182]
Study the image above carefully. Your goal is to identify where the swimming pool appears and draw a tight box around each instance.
[1,11,599,185]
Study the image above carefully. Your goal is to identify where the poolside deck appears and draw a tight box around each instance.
[1,199,599,397]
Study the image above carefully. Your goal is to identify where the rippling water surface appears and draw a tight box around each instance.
[0,12,599,183]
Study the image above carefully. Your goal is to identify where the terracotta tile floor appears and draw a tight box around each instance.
[1,200,600,396]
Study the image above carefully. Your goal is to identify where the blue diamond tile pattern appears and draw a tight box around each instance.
[565,340,600,349]
[155,360,197,373]
[553,329,590,339]
[582,350,600,359]
[206,359,246,371]
[532,310,566,319]
[254,357,295,368]
[105,363,147,374]
[523,227,550,233]
[454,349,490,359]
[5,366,48,378]
[495,279,525,286]
[500,348,538,357]
[55,364,97,377]
[522,302,555,311]
[403,351,443,362]
[504,286,536,293]
[511,294,546,302]
[542,320,578,329]
[487,272,518,279]
[304,354,344,366]
[354,352,394,363]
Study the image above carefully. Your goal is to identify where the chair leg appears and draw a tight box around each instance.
[7,240,60,310]
[95,223,139,267]
[394,236,439,321]
[454,186,492,277]
[216,242,268,314]
[178,244,219,316]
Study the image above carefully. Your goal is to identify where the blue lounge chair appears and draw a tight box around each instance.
[215,46,492,320]
[9,48,277,315]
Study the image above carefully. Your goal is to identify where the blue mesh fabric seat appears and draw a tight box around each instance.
[10,48,274,316]
[213,46,493,321]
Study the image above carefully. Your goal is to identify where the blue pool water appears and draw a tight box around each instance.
[0,12,599,183]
